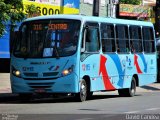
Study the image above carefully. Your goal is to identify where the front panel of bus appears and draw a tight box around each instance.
[10,19,81,94]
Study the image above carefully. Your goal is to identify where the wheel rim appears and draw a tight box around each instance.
[80,82,87,101]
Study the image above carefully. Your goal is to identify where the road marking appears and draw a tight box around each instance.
[124,111,140,114]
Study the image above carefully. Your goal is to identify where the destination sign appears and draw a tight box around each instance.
[32,23,68,30]
[48,24,68,30]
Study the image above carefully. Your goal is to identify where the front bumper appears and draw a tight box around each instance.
[10,73,79,94]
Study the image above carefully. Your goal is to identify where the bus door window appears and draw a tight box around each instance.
[142,27,155,53]
[83,25,100,52]
[129,26,142,53]
[86,28,99,52]
[116,25,129,53]
[100,23,115,53]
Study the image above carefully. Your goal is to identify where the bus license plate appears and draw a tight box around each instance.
[35,88,46,93]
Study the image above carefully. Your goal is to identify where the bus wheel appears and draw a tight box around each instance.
[118,77,136,97]
[19,93,32,102]
[75,79,87,102]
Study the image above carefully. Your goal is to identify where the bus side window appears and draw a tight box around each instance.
[85,27,100,52]
[116,25,129,53]
[129,26,142,53]
[100,23,115,53]
[142,27,155,53]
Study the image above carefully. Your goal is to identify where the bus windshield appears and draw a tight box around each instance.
[13,19,81,58]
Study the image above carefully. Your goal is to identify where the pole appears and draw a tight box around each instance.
[92,0,100,16]
[155,0,160,37]
[60,0,64,14]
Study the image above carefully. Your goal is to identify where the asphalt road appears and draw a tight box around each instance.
[0,92,160,120]
[0,73,160,120]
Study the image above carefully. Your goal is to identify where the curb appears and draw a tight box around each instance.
[0,88,11,93]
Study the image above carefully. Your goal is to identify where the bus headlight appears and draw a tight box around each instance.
[14,70,21,76]
[12,67,21,77]
[62,65,74,76]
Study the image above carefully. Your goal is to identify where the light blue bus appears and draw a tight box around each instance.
[10,15,157,102]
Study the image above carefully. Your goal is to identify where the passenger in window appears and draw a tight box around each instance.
[61,32,77,53]
[60,32,71,48]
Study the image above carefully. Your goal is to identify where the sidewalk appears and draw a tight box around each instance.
[0,73,11,93]
[0,73,160,94]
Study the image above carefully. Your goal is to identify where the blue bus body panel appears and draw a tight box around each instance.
[80,53,157,91]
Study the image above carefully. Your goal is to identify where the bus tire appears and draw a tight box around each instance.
[118,77,136,97]
[75,79,87,102]
[19,93,32,102]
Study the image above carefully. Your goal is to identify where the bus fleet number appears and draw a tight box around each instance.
[37,7,60,15]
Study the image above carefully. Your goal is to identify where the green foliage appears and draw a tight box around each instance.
[120,0,142,5]
[26,4,37,14]
[0,0,25,37]
[26,4,40,18]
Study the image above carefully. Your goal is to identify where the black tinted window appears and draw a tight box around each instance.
[116,25,129,53]
[142,27,155,53]
[129,26,142,53]
[101,23,115,52]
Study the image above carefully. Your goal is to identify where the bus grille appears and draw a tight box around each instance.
[23,77,58,80]
[24,73,38,77]
[23,72,59,78]
[43,72,59,77]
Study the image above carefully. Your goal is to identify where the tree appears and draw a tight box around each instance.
[25,4,40,18]
[0,0,25,37]
[119,0,142,5]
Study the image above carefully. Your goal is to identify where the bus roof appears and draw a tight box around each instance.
[24,14,153,27]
